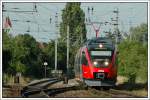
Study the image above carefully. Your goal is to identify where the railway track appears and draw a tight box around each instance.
[21,79,146,98]
[21,78,61,97]
[22,85,80,97]
[108,89,140,98]
[21,78,81,98]
[89,87,143,98]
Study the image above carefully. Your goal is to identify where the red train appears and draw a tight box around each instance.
[74,37,118,87]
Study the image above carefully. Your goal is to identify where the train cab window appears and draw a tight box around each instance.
[81,52,88,66]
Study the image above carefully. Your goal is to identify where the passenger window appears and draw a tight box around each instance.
[81,52,88,66]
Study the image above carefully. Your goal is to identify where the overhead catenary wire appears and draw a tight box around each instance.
[4,3,112,42]
[2,2,59,41]
[3,3,144,42]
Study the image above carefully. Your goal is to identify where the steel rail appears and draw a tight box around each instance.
[21,78,60,97]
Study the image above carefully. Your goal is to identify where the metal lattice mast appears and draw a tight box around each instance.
[112,8,120,47]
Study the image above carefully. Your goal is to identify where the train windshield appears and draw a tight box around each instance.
[90,50,112,67]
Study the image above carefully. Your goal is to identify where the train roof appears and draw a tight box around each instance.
[87,37,113,45]
[84,37,115,50]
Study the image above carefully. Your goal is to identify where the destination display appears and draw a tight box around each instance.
[91,51,112,56]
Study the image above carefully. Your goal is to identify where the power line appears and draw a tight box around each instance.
[3,3,56,37]
[38,4,57,13]
[11,29,57,33]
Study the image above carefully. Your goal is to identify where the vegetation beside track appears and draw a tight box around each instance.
[118,23,148,84]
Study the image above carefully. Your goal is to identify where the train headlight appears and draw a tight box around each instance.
[99,44,103,48]
[93,61,98,65]
[93,61,99,67]
[104,61,109,66]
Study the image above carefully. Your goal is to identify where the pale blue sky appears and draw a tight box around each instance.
[2,2,147,42]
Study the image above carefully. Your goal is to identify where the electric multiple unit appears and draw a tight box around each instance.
[74,37,118,87]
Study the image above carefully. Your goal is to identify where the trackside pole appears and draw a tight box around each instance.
[65,25,69,84]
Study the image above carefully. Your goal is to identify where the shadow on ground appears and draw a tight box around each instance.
[114,82,148,91]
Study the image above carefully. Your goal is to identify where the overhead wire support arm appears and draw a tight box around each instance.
[2,10,38,13]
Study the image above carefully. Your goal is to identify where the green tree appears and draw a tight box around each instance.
[2,30,13,74]
[118,23,148,84]
[6,34,43,77]
[60,3,86,44]
[59,3,87,72]
[16,34,43,77]
[42,41,55,70]
[3,30,53,78]
[42,40,67,72]
[130,23,148,42]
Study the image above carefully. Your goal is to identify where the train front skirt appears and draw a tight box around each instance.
[83,79,116,86]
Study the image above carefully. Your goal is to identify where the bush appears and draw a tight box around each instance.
[118,40,148,83]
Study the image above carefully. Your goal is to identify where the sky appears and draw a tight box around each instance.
[2,2,148,42]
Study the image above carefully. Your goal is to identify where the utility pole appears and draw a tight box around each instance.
[66,25,69,77]
[112,8,120,45]
[87,6,94,22]
[55,12,58,71]
[55,38,58,71]
[62,24,69,84]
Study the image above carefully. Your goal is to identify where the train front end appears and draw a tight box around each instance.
[82,38,117,87]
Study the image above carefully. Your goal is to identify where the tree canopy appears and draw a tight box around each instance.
[60,2,86,44]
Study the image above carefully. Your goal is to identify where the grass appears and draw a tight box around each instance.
[130,89,148,97]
